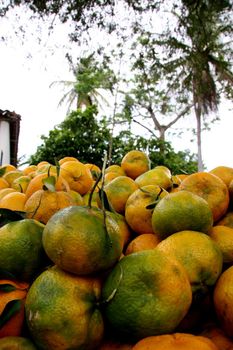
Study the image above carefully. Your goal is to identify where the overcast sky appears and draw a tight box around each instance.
[0,7,232,171]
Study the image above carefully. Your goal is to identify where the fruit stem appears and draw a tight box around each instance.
[99,153,113,248]
[87,171,102,208]
[54,158,60,178]
[100,153,108,225]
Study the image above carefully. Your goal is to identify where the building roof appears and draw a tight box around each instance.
[0,109,21,167]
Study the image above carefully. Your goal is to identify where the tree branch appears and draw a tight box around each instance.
[132,118,158,138]
[164,104,193,130]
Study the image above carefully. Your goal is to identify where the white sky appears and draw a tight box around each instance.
[0,7,232,171]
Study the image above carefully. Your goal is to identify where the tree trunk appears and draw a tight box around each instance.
[194,101,204,171]
[158,127,166,154]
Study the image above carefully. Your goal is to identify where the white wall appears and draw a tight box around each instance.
[0,120,10,165]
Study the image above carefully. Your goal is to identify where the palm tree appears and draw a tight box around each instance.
[159,1,233,170]
[50,52,116,113]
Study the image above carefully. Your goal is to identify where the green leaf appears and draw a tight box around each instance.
[139,187,154,196]
[90,169,100,181]
[0,167,7,177]
[145,186,165,210]
[0,208,26,227]
[145,202,159,210]
[0,300,22,329]
[0,284,16,292]
[42,176,56,192]
[19,184,23,193]
[88,170,102,208]
[98,189,115,213]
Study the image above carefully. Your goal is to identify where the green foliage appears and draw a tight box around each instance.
[28,106,110,167]
[115,30,193,146]
[146,139,198,174]
[28,106,197,174]
[0,0,161,40]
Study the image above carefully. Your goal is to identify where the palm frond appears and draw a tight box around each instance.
[49,80,76,89]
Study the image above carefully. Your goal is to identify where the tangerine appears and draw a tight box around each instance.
[60,160,93,195]
[125,233,160,255]
[125,185,168,235]
[178,172,229,222]
[101,249,192,341]
[0,219,47,282]
[42,205,123,275]
[156,230,223,294]
[132,333,218,350]
[25,265,104,349]
[121,150,150,180]
[213,265,233,337]
[151,190,213,239]
[103,176,138,214]
[135,166,172,190]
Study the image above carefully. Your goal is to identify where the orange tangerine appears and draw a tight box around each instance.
[132,333,218,350]
[125,185,168,235]
[151,190,213,239]
[25,265,104,349]
[104,172,121,184]
[36,161,50,169]
[25,172,70,199]
[0,219,46,282]
[209,165,233,187]
[101,249,192,341]
[42,205,123,275]
[103,176,138,214]
[0,177,9,190]
[156,230,223,294]
[121,150,150,180]
[60,160,93,195]
[213,265,233,337]
[25,189,76,224]
[0,188,16,201]
[178,172,229,222]
[209,225,233,264]
[67,189,84,206]
[22,164,38,176]
[2,170,23,187]
[135,166,172,190]
[0,192,26,211]
[216,211,233,228]
[105,164,126,176]
[125,233,160,255]
[58,156,79,165]
[229,179,233,204]
[108,211,133,249]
